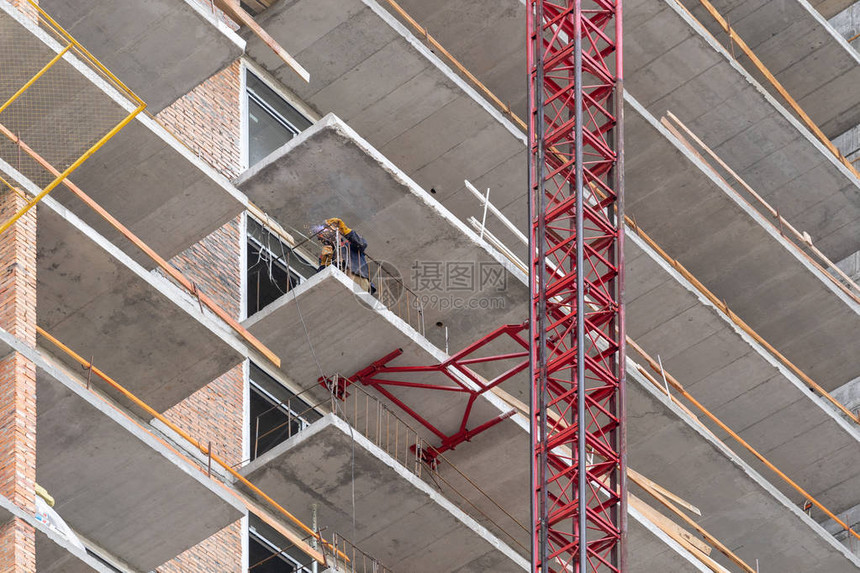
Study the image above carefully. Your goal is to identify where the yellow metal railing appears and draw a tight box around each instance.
[0,0,281,367]
[0,0,146,233]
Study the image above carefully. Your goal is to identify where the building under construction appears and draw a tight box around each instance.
[0,0,857,571]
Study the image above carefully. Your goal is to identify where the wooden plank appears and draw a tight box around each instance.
[629,468,701,517]
[632,493,712,557]
[214,0,310,82]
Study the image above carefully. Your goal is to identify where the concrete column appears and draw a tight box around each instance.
[0,188,38,573]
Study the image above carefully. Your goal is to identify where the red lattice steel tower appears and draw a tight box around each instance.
[528,1,626,572]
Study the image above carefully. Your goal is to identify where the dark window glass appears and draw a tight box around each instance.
[247,71,312,167]
[249,530,313,573]
[249,364,321,460]
[246,217,317,317]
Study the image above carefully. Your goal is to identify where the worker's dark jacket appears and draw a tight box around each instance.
[319,230,370,278]
[339,230,370,278]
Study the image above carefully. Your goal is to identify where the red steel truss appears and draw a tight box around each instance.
[528,1,626,572]
[327,323,530,466]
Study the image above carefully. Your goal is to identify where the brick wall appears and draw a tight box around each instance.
[0,190,37,573]
[155,62,246,573]
[158,522,243,573]
[156,61,243,180]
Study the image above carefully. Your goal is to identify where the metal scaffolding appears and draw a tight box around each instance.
[528,2,626,572]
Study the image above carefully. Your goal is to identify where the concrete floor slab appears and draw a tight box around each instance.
[240,414,529,572]
[0,327,245,571]
[244,0,526,244]
[0,4,246,268]
[625,0,860,261]
[235,114,528,353]
[625,96,860,391]
[0,493,116,573]
[38,0,244,113]
[30,194,244,413]
[680,0,860,138]
[242,267,512,438]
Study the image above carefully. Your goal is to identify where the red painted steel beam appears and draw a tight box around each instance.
[528,1,625,572]
[323,323,531,466]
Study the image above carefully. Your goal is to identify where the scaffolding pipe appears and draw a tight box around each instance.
[682,0,859,178]
[0,44,72,116]
[0,104,144,236]
[35,325,349,564]
[0,122,281,368]
[628,337,860,543]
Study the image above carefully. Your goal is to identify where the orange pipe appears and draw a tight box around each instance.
[36,325,346,562]
[0,121,280,368]
[628,337,860,542]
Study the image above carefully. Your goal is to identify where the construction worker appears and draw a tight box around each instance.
[315,217,373,293]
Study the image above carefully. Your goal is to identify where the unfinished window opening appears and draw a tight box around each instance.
[248,516,316,573]
[246,215,317,317]
[245,69,312,168]
[249,363,321,461]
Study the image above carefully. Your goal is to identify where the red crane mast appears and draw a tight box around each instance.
[527,2,626,571]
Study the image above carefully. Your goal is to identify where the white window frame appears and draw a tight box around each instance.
[240,58,318,173]
[248,525,313,572]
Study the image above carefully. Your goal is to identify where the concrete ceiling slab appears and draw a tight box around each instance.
[0,5,245,268]
[244,0,526,239]
[34,361,245,571]
[49,114,247,269]
[813,0,857,18]
[625,0,860,261]
[235,114,528,353]
[680,0,860,138]
[240,414,529,572]
[0,327,246,571]
[625,96,860,391]
[627,368,860,571]
[380,0,526,119]
[37,0,244,113]
[0,488,120,573]
[626,230,860,516]
[242,267,512,438]
[628,508,712,572]
[34,196,244,412]
[362,0,860,262]
[35,538,103,573]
